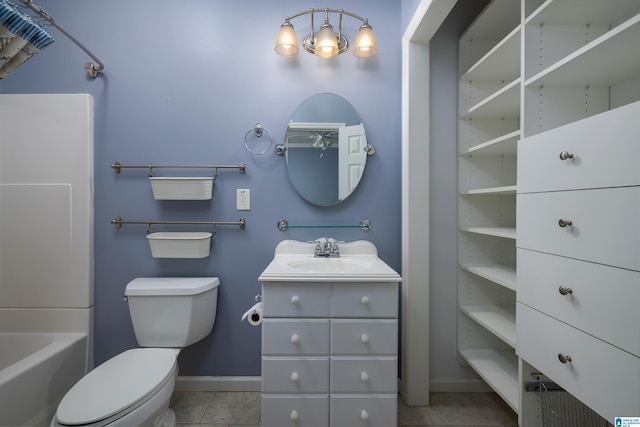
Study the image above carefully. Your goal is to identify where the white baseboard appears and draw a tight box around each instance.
[176,376,261,392]
[176,376,490,394]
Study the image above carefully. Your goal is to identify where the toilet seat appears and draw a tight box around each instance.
[55,348,177,426]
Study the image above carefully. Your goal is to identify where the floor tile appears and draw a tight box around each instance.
[397,395,432,425]
[200,392,261,425]
[171,391,215,423]
[426,393,493,425]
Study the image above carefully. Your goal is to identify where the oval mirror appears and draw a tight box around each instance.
[284,93,369,206]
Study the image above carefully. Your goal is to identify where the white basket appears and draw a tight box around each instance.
[149,177,214,200]
[146,232,212,258]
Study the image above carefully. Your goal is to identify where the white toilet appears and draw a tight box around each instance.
[51,277,220,427]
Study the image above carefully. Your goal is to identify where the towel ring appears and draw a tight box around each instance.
[244,123,272,155]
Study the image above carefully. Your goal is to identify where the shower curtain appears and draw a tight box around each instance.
[0,0,54,79]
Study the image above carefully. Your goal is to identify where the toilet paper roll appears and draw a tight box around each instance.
[241,302,263,326]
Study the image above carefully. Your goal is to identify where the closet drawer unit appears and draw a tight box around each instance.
[331,319,398,356]
[517,249,640,356]
[330,357,397,393]
[262,319,330,356]
[261,394,329,427]
[262,357,329,393]
[517,303,640,421]
[262,282,330,318]
[517,187,640,271]
[518,100,640,193]
[331,282,398,318]
[330,394,397,427]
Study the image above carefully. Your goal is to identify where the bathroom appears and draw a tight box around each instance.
[2,0,637,426]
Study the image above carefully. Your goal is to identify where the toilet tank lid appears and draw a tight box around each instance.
[125,277,220,296]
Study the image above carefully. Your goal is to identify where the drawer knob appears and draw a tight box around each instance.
[290,372,299,382]
[360,334,370,344]
[360,372,369,382]
[559,151,574,160]
[558,218,573,228]
[361,296,370,305]
[558,286,573,296]
[290,295,300,304]
[290,334,300,344]
[360,410,369,420]
[290,410,299,420]
[558,353,572,364]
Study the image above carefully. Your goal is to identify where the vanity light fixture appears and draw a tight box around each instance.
[275,8,377,59]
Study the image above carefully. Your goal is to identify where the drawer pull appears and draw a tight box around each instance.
[290,410,299,420]
[360,334,370,344]
[290,295,300,304]
[558,218,573,228]
[360,372,369,382]
[558,353,572,364]
[290,334,300,344]
[558,286,573,296]
[290,372,299,382]
[559,151,574,160]
[361,296,370,305]
[360,410,369,420]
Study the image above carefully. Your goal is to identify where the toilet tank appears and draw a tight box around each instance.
[125,277,220,348]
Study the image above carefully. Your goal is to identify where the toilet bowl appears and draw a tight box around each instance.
[52,277,219,427]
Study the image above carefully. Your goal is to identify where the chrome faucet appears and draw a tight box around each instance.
[313,237,340,257]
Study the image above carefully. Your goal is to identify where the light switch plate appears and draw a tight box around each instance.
[237,189,250,211]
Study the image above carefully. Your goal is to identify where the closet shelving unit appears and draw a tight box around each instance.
[518,0,640,424]
[456,0,640,421]
[457,0,521,413]
[523,0,640,136]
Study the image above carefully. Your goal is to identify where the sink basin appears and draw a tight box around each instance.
[286,258,371,272]
[259,239,402,282]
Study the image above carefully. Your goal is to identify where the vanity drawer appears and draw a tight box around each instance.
[517,100,640,193]
[330,394,397,427]
[262,357,329,393]
[262,282,330,318]
[517,249,640,356]
[517,187,640,271]
[330,357,397,393]
[331,319,397,355]
[331,282,398,318]
[262,319,329,356]
[261,394,329,427]
[516,303,640,421]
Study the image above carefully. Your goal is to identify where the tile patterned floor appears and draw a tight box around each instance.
[171,391,519,427]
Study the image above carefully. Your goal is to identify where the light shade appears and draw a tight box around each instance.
[352,24,377,58]
[314,23,339,58]
[274,22,299,56]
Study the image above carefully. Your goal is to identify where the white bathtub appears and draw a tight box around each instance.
[0,332,88,427]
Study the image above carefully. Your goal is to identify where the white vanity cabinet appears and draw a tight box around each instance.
[260,281,399,427]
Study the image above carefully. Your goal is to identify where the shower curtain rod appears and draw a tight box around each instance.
[18,0,104,77]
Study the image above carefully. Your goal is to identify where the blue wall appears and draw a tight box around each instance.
[1,0,402,376]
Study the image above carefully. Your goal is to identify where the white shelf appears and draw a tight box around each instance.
[461,26,521,82]
[461,185,517,196]
[461,130,520,157]
[458,349,519,412]
[526,13,640,87]
[459,263,517,291]
[462,79,521,119]
[526,0,640,27]
[461,0,521,43]
[459,226,516,240]
[459,305,516,348]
